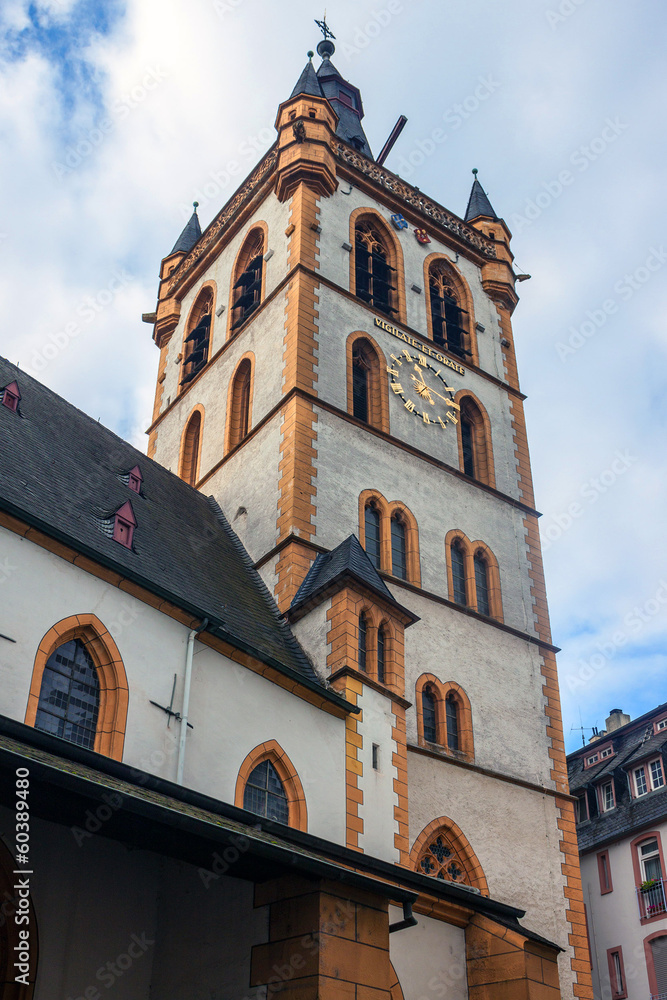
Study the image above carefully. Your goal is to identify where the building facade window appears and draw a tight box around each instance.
[422,687,437,744]
[416,675,474,761]
[474,552,490,616]
[1,380,20,412]
[640,839,663,883]
[446,531,503,621]
[451,541,466,605]
[227,358,253,452]
[360,491,420,586]
[358,613,367,672]
[181,288,214,388]
[446,693,459,751]
[461,416,474,477]
[354,220,397,316]
[598,850,613,893]
[179,408,203,486]
[456,395,494,486]
[390,514,407,580]
[599,780,616,812]
[410,816,488,894]
[243,760,289,824]
[607,948,627,999]
[34,639,100,750]
[648,936,667,997]
[575,794,589,823]
[231,229,264,332]
[347,335,388,432]
[634,759,665,796]
[364,503,381,569]
[377,626,386,684]
[352,345,369,421]
[428,263,469,359]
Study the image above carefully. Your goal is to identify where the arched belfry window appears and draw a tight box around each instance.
[377,625,387,684]
[422,686,437,744]
[180,409,202,486]
[35,639,100,749]
[364,502,381,570]
[390,513,407,580]
[474,552,490,616]
[446,693,460,751]
[461,415,475,477]
[358,613,368,672]
[451,541,467,606]
[243,760,289,824]
[228,358,252,451]
[458,395,494,486]
[428,264,470,359]
[355,220,397,316]
[231,230,264,332]
[181,289,213,388]
[352,344,370,422]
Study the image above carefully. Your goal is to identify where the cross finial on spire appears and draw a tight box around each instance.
[315,13,335,40]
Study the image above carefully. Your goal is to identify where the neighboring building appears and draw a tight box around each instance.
[568,707,667,1000]
[0,28,591,1000]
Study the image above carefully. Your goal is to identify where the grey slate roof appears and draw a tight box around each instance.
[464,175,498,222]
[316,53,373,159]
[0,357,334,697]
[290,534,417,623]
[567,703,667,853]
[290,57,324,99]
[170,208,202,255]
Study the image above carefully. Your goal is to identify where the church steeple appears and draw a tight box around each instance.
[170,202,202,255]
[314,34,373,159]
[290,51,323,100]
[464,169,498,222]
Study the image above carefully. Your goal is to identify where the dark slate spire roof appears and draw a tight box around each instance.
[290,52,324,99]
[464,171,498,222]
[170,203,202,255]
[290,535,418,623]
[0,356,351,708]
[314,39,373,159]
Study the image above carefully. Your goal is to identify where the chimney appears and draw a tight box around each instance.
[606,709,631,733]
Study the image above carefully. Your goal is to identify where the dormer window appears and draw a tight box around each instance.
[1,381,20,412]
[127,465,143,494]
[112,501,136,549]
[338,89,356,110]
[586,753,599,766]
[656,718,667,733]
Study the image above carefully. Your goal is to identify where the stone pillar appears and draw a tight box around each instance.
[466,913,563,999]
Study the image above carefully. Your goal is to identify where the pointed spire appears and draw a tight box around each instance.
[465,169,498,222]
[290,51,324,99]
[311,29,373,159]
[170,202,202,255]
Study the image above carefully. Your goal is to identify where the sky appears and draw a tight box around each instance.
[1,0,665,752]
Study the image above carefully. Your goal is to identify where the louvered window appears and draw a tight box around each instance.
[474,554,490,616]
[377,627,386,684]
[429,268,469,359]
[358,613,367,672]
[391,516,407,580]
[446,694,459,751]
[243,760,289,824]
[365,505,381,569]
[451,543,466,605]
[181,308,212,387]
[355,222,397,316]
[231,232,264,331]
[422,688,437,744]
[650,937,667,996]
[35,640,100,749]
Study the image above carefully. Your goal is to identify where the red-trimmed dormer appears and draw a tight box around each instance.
[127,465,143,494]
[584,741,615,768]
[113,501,137,549]
[1,381,20,412]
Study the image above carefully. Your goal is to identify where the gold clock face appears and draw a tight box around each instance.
[387,350,460,429]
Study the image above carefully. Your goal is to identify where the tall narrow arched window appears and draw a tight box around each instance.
[181,288,213,388]
[446,694,459,751]
[461,416,475,478]
[348,336,387,432]
[451,541,467,606]
[180,410,202,486]
[228,359,252,451]
[474,552,490,616]
[35,639,100,749]
[243,760,289,824]
[391,514,407,580]
[428,264,469,359]
[458,396,493,485]
[352,345,369,422]
[364,503,381,569]
[355,220,397,316]
[377,626,386,684]
[422,687,437,744]
[358,613,367,672]
[231,230,264,332]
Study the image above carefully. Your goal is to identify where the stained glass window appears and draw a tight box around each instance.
[358,613,367,673]
[391,516,406,580]
[35,639,100,749]
[451,542,466,605]
[474,554,490,616]
[422,687,437,743]
[243,760,289,825]
[365,504,381,569]
[446,694,459,751]
[377,627,386,684]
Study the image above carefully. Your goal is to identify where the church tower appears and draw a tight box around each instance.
[146,29,591,1000]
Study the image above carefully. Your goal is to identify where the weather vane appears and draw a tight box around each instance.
[315,13,335,40]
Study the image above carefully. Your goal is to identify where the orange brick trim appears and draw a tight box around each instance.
[454,389,496,489]
[150,340,170,443]
[358,489,421,587]
[345,330,390,433]
[178,282,217,396]
[234,739,308,832]
[226,222,268,341]
[410,816,489,895]
[496,300,520,391]
[329,659,364,852]
[0,835,37,996]
[444,529,503,621]
[422,252,478,366]
[178,403,205,487]
[326,588,406,697]
[415,673,474,761]
[392,704,409,864]
[466,912,564,999]
[224,351,255,456]
[349,207,407,326]
[25,614,129,761]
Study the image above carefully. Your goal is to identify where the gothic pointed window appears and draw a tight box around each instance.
[35,639,100,750]
[428,264,470,359]
[364,503,381,569]
[474,553,490,616]
[446,693,459,751]
[180,410,202,486]
[349,337,386,431]
[228,359,252,451]
[358,613,368,672]
[391,513,407,580]
[451,541,467,606]
[422,686,437,744]
[377,626,386,684]
[181,289,213,388]
[461,416,475,477]
[352,346,369,422]
[243,760,289,824]
[414,825,478,888]
[355,220,397,316]
[458,396,493,485]
[231,230,264,332]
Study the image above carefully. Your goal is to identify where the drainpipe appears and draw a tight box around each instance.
[176,618,208,785]
[389,900,418,933]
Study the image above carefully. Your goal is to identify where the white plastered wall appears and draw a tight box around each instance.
[0,528,346,844]
[356,684,399,863]
[389,905,468,1000]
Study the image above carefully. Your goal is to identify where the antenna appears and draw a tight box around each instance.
[376,115,408,167]
[571,710,597,747]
